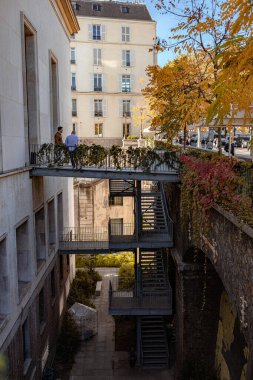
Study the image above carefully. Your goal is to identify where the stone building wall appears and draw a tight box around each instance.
[165,182,253,379]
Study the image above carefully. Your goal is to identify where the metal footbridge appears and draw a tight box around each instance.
[29,144,180,182]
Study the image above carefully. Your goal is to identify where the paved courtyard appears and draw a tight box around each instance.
[69,268,174,380]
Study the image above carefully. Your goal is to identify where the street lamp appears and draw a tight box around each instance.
[139,107,145,139]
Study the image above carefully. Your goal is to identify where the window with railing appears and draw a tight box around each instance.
[71,72,76,90]
[121,75,131,92]
[123,123,131,138]
[93,24,101,40]
[94,99,103,116]
[93,48,102,65]
[70,47,76,64]
[122,50,131,67]
[94,73,102,92]
[72,99,77,117]
[93,3,101,11]
[122,100,131,116]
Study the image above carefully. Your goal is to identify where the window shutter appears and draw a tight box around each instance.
[93,48,97,65]
[102,74,106,92]
[89,98,94,117]
[90,73,94,91]
[122,50,126,66]
[119,74,122,92]
[103,99,107,117]
[130,75,134,92]
[101,25,106,41]
[98,48,102,65]
[88,25,93,40]
[130,50,135,67]
[119,99,123,117]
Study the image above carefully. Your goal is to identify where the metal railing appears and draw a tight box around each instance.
[59,227,109,251]
[109,280,172,312]
[109,222,136,242]
[29,144,180,174]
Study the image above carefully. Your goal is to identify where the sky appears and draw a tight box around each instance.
[144,0,179,66]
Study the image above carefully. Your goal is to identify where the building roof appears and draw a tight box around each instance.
[55,0,80,34]
[73,1,154,22]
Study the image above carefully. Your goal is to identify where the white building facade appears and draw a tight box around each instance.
[71,0,156,146]
[0,1,79,378]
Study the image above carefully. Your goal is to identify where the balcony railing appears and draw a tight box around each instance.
[109,222,136,243]
[109,280,172,315]
[59,227,109,251]
[29,144,180,175]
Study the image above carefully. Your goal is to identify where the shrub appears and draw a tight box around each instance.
[67,269,101,308]
[118,263,135,291]
[76,252,134,268]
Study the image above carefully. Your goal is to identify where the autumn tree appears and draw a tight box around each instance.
[153,0,233,151]
[143,54,212,144]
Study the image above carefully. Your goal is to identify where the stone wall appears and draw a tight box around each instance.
[165,182,253,379]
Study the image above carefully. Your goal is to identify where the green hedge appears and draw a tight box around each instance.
[76,252,134,268]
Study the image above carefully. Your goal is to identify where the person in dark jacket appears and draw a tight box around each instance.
[54,126,63,145]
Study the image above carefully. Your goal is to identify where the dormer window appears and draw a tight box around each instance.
[121,6,129,13]
[93,3,101,11]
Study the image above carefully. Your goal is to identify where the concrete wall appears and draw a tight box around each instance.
[0,1,76,378]
[71,15,156,140]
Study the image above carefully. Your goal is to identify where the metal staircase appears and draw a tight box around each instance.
[140,316,169,368]
[140,251,168,294]
[138,251,170,368]
[141,192,168,233]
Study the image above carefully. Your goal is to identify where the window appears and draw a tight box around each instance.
[16,220,31,299]
[121,75,131,92]
[122,26,130,42]
[70,34,75,40]
[93,3,101,11]
[72,99,77,116]
[94,74,102,91]
[121,6,129,13]
[93,24,101,40]
[49,54,59,139]
[123,123,131,138]
[109,196,123,206]
[71,73,76,90]
[48,199,56,254]
[93,48,102,65]
[72,123,77,133]
[70,47,76,64]
[94,99,103,117]
[39,289,45,327]
[22,318,31,366]
[35,208,46,269]
[22,19,39,158]
[57,192,63,237]
[110,218,123,235]
[122,50,131,67]
[122,100,131,117]
[50,268,56,299]
[95,123,103,137]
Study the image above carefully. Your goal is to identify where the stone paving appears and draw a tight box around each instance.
[69,268,174,380]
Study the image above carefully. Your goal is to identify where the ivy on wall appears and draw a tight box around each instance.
[180,151,253,244]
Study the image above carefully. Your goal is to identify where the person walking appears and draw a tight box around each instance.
[65,131,79,168]
[54,126,63,145]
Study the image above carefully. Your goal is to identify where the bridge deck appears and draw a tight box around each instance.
[30,166,179,182]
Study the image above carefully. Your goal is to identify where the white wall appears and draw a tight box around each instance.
[71,15,156,139]
[0,0,75,349]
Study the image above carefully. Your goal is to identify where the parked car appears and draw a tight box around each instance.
[241,135,251,148]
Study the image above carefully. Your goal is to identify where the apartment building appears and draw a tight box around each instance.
[70,0,156,146]
[0,1,79,379]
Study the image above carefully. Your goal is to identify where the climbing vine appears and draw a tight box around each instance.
[34,143,179,172]
[180,152,253,245]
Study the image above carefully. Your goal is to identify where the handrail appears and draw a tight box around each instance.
[29,144,180,174]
